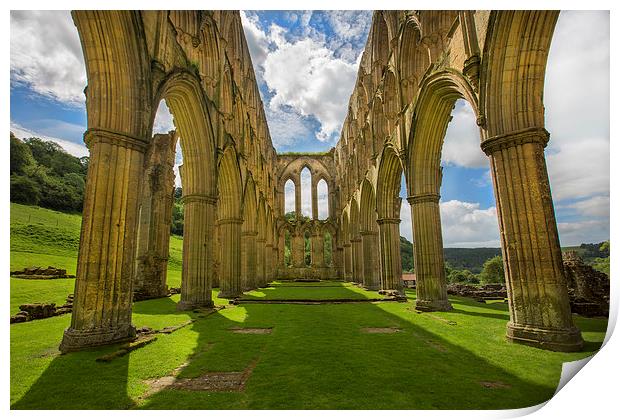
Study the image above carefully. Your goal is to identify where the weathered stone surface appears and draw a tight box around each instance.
[11,266,75,279]
[447,283,508,301]
[19,303,56,319]
[63,10,583,354]
[562,252,610,317]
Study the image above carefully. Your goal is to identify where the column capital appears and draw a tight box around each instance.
[182,194,218,205]
[256,238,267,243]
[84,128,149,153]
[265,243,273,248]
[343,243,352,248]
[216,217,244,225]
[350,237,362,243]
[241,230,258,237]
[407,193,440,205]
[360,230,377,236]
[481,127,549,156]
[376,217,401,225]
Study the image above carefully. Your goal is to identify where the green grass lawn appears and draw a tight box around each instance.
[9,204,610,409]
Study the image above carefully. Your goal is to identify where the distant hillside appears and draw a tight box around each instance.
[399,237,609,275]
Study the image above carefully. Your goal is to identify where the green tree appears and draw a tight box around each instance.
[10,133,36,175]
[479,255,505,284]
[10,175,41,205]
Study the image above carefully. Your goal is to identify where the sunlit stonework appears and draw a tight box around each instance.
[59,10,583,354]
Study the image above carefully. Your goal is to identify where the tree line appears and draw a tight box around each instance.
[10,133,88,212]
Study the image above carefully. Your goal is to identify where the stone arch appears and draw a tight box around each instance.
[382,68,399,135]
[480,11,558,138]
[376,146,403,220]
[156,70,218,196]
[360,179,378,233]
[216,145,243,298]
[359,178,380,290]
[407,70,478,197]
[478,11,581,351]
[399,14,428,108]
[370,12,390,89]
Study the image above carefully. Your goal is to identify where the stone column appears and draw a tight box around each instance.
[408,194,452,311]
[312,180,318,220]
[60,129,147,353]
[377,218,404,293]
[241,231,257,291]
[482,127,583,351]
[217,218,243,298]
[256,238,266,286]
[361,230,380,290]
[264,242,273,286]
[343,243,353,282]
[311,231,324,268]
[295,175,302,218]
[177,194,216,310]
[278,234,286,268]
[334,245,344,280]
[350,237,363,284]
[134,132,177,300]
[292,230,305,268]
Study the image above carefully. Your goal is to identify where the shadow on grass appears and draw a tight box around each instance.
[13,282,607,410]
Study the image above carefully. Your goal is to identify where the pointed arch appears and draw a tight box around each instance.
[360,178,378,233]
[480,11,559,138]
[376,146,404,219]
[242,176,258,232]
[406,70,478,196]
[217,146,243,220]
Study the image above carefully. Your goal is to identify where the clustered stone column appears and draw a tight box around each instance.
[292,228,305,268]
[134,131,177,300]
[217,218,243,298]
[241,230,257,291]
[264,241,273,285]
[377,218,403,293]
[361,230,380,290]
[177,193,217,310]
[343,242,353,281]
[311,230,324,268]
[408,193,452,311]
[482,127,583,351]
[350,236,363,283]
[256,237,266,285]
[60,129,148,353]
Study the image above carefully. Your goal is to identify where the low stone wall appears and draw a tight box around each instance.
[10,266,75,279]
[446,283,507,301]
[563,252,609,317]
[276,267,340,281]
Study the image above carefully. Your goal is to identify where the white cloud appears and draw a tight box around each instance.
[439,200,500,248]
[153,100,175,134]
[284,179,296,214]
[564,195,610,219]
[11,121,89,157]
[557,220,610,246]
[317,179,329,219]
[241,12,365,144]
[441,100,487,168]
[10,10,86,105]
[544,11,609,202]
[265,106,315,149]
[400,199,500,248]
[300,168,312,217]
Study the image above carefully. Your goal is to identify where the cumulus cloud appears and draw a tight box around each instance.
[441,100,487,168]
[544,11,609,203]
[265,106,315,149]
[241,11,367,144]
[557,220,610,246]
[399,199,500,248]
[11,121,89,157]
[10,10,86,105]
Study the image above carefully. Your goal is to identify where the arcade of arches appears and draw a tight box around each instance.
[60,10,584,354]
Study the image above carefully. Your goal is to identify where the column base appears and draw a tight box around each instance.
[177,300,214,311]
[506,322,584,352]
[415,299,453,312]
[217,290,242,299]
[59,324,136,354]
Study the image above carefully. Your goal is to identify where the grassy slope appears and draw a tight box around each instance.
[9,204,609,409]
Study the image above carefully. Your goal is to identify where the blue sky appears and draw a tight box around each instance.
[10,11,610,247]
